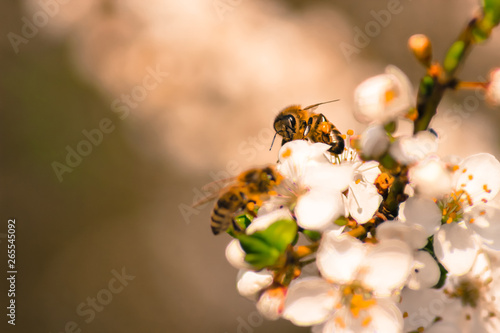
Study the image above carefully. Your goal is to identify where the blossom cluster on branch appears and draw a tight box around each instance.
[207,1,500,332]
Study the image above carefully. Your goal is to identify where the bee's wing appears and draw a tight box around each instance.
[303,99,340,112]
[192,177,236,208]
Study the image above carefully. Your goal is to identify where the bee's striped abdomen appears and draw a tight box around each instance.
[210,188,246,235]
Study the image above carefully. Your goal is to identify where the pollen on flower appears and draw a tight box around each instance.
[468,174,473,180]
[439,189,472,224]
[403,311,409,318]
[483,184,492,193]
[384,89,397,104]
[480,210,486,216]
[452,165,460,172]
[335,316,346,328]
[469,218,475,224]
[462,168,467,173]
[347,129,354,136]
[281,148,292,159]
[341,134,347,140]
[361,316,372,327]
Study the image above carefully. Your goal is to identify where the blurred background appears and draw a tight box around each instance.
[0,0,499,332]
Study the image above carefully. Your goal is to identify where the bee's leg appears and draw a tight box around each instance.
[231,219,242,232]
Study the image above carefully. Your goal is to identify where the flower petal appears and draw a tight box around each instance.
[316,232,367,284]
[425,322,461,333]
[433,222,479,275]
[247,208,293,234]
[256,287,286,320]
[407,250,440,290]
[303,163,354,192]
[403,196,442,237]
[456,153,500,204]
[283,277,339,326]
[467,204,500,251]
[295,191,344,231]
[347,182,382,224]
[225,239,252,270]
[399,288,453,332]
[409,157,453,199]
[363,299,403,333]
[376,221,428,250]
[360,239,413,296]
[236,269,274,300]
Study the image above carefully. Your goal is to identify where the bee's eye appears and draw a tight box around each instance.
[284,115,296,129]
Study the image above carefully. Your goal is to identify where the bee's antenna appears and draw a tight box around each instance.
[269,132,278,151]
[304,99,340,111]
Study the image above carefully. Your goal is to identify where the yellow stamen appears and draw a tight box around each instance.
[361,316,372,327]
[335,317,346,328]
[452,165,459,172]
[482,198,488,203]
[417,327,425,333]
[480,210,486,216]
[341,134,347,139]
[347,129,354,136]
[446,217,453,224]
[483,184,492,193]
[469,218,475,224]
[384,89,396,104]
[462,168,467,173]
[281,148,292,158]
[247,202,255,211]
[403,312,409,318]
[468,174,473,180]
[355,179,362,184]
[268,190,278,196]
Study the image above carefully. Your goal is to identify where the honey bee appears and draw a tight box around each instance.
[209,166,283,235]
[272,101,345,154]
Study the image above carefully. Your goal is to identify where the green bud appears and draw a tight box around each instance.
[443,41,466,73]
[236,219,298,269]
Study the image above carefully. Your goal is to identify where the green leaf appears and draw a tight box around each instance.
[252,219,298,252]
[302,229,322,242]
[443,41,466,73]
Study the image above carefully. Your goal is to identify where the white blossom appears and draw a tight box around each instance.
[353,65,414,124]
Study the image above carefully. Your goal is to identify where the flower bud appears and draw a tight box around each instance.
[408,34,432,67]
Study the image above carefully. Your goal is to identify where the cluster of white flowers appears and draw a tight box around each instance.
[221,66,500,333]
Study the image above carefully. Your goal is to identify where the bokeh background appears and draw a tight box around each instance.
[1,0,499,332]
